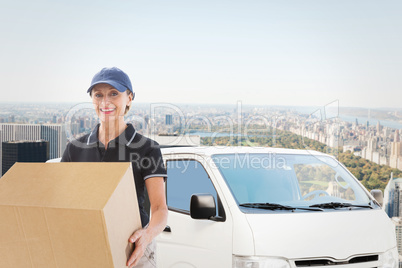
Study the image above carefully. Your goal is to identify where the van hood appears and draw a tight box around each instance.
[245,209,395,260]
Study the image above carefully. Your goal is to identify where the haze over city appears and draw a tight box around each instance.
[1,0,401,108]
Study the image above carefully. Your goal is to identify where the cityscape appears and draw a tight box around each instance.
[1,101,402,265]
[2,101,402,170]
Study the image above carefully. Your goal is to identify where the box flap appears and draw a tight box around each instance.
[0,162,132,210]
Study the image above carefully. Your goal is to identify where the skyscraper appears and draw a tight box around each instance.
[391,217,402,256]
[384,177,402,218]
[365,137,377,162]
[40,124,66,159]
[390,142,402,170]
[165,114,173,125]
[2,140,49,176]
[0,124,66,175]
[377,121,381,134]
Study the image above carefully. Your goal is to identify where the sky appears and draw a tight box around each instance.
[0,0,401,108]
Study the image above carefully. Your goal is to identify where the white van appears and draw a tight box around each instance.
[156,146,397,268]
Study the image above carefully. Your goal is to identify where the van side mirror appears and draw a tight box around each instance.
[190,194,216,220]
[370,189,383,207]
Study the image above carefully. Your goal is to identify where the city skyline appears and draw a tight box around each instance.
[2,101,402,191]
[1,0,401,108]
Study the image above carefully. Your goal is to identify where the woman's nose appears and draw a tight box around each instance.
[101,95,111,105]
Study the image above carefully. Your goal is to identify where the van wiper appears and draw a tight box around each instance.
[309,202,373,209]
[239,203,323,212]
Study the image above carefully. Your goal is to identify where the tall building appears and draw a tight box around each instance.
[40,125,66,160]
[0,124,66,175]
[377,121,381,134]
[390,142,402,170]
[165,114,173,125]
[391,217,402,260]
[365,138,377,162]
[384,177,402,218]
[2,140,49,176]
[165,114,174,134]
[144,115,150,136]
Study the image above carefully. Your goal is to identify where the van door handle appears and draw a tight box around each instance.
[163,225,171,232]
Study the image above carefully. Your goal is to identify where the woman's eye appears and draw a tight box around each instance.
[111,92,118,96]
[95,94,102,98]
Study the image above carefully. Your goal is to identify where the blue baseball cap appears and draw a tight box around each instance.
[87,67,134,98]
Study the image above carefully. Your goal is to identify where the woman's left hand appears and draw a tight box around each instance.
[126,228,151,267]
[126,177,167,267]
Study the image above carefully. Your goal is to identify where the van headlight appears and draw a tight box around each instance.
[381,247,399,268]
[233,255,290,268]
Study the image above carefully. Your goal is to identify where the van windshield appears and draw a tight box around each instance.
[212,153,372,210]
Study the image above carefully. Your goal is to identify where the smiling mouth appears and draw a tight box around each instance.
[100,108,116,112]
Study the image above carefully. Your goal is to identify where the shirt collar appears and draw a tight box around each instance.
[87,123,137,146]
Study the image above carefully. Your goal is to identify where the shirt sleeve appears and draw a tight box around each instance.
[141,144,167,181]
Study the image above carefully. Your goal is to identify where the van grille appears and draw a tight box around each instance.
[294,255,378,267]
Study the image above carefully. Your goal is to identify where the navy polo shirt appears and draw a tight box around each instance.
[61,123,167,227]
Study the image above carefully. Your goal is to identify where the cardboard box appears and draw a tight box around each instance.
[0,162,141,268]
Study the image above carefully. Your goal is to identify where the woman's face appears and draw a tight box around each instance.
[91,83,132,123]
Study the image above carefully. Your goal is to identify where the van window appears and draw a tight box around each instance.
[213,153,370,208]
[166,160,218,212]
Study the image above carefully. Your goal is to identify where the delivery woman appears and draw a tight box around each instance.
[61,67,167,268]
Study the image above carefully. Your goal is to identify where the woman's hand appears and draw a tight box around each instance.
[127,228,151,267]
[126,177,167,267]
